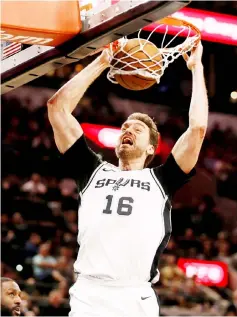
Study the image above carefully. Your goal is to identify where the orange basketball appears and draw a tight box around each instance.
[112,38,162,91]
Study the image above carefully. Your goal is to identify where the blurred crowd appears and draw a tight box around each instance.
[1,92,237,316]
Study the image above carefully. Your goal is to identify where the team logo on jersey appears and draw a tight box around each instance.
[112,178,130,191]
[95,178,151,191]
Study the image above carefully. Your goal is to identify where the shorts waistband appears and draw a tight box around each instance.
[76,275,151,288]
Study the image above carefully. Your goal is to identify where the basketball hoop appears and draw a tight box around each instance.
[1,1,193,94]
[107,16,201,84]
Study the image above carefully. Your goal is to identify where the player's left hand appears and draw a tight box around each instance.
[183,42,203,71]
[99,48,113,67]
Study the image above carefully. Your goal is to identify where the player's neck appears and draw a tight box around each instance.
[118,158,145,171]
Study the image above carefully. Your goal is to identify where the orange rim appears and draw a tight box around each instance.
[158,16,201,42]
[96,16,201,55]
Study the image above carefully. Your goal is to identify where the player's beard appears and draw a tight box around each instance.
[115,143,144,161]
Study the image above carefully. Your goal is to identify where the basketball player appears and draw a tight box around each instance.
[1,278,22,316]
[47,42,208,316]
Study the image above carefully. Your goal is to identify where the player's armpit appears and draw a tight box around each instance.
[48,107,83,154]
[171,126,206,174]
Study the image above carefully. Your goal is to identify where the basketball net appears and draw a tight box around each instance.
[107,17,201,84]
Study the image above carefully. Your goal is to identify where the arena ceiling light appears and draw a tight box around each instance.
[230,91,237,103]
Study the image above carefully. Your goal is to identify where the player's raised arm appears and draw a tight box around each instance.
[171,42,208,173]
[47,50,111,154]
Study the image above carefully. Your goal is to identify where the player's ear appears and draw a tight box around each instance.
[146,144,154,156]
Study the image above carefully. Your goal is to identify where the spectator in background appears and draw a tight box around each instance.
[198,239,215,260]
[25,233,42,258]
[183,278,205,304]
[160,254,185,287]
[2,230,18,246]
[179,228,201,252]
[63,210,78,234]
[215,231,229,246]
[21,173,47,195]
[32,243,57,283]
[1,214,10,238]
[1,278,22,316]
[32,242,66,292]
[216,240,231,265]
[26,120,39,138]
[61,232,77,250]
[11,213,29,245]
[44,177,61,202]
[163,237,177,255]
[59,178,77,196]
[59,179,78,211]
[38,289,69,316]
[57,246,75,285]
[20,291,35,317]
[32,131,51,152]
[2,175,21,198]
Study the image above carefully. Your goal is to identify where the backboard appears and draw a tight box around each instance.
[1,0,191,95]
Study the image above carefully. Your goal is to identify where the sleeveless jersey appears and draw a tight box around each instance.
[74,161,172,284]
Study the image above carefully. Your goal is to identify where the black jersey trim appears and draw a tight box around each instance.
[150,169,165,198]
[81,161,107,195]
[149,197,172,283]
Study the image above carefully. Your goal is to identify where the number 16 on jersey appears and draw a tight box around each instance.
[103,195,134,216]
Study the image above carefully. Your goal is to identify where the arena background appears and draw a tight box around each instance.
[1,1,237,316]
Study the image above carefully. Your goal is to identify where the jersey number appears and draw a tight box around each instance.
[103,195,134,216]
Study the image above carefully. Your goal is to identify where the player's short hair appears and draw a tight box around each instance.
[1,277,14,286]
[127,112,159,167]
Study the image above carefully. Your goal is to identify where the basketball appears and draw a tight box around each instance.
[112,38,163,91]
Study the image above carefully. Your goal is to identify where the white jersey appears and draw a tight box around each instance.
[62,137,194,284]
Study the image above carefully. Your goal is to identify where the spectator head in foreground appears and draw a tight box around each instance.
[1,278,22,316]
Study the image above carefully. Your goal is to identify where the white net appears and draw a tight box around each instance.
[107,18,200,84]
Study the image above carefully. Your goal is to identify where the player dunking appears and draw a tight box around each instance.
[47,42,208,316]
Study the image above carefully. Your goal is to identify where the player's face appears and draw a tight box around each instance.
[115,119,154,162]
[1,281,22,316]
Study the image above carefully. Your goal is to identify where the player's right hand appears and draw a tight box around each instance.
[183,42,203,71]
